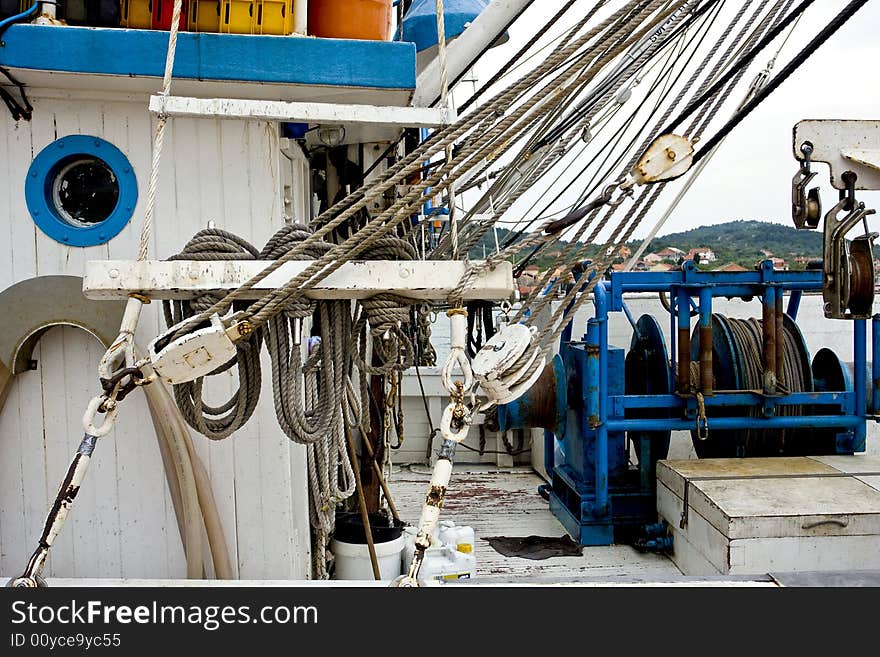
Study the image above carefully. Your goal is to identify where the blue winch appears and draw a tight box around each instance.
[496,260,878,545]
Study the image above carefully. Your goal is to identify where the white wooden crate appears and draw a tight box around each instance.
[657,456,880,576]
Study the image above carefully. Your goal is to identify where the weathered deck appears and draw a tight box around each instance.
[390,466,683,582]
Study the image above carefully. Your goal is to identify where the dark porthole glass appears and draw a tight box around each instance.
[51,156,120,227]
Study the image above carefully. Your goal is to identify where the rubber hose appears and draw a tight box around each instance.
[148,376,233,579]
[141,371,204,579]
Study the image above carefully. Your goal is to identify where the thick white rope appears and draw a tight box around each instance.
[139,0,184,262]
[435,0,459,260]
[98,0,185,383]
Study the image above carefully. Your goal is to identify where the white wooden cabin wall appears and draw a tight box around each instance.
[0,90,311,580]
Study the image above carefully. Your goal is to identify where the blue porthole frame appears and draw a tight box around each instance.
[25,135,138,247]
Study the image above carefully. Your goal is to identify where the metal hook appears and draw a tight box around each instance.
[792,141,821,229]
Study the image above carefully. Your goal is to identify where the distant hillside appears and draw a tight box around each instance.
[468,220,827,271]
[639,220,823,266]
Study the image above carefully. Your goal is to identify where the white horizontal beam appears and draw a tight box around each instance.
[83,260,514,302]
[150,95,455,128]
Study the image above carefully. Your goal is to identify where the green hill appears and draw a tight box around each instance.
[640,220,823,269]
[468,220,828,271]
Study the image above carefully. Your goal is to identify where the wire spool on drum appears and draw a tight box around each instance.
[625,315,672,472]
[307,0,392,41]
[689,313,835,458]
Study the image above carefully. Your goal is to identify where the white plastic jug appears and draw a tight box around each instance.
[403,521,477,582]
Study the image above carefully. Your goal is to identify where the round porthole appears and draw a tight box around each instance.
[25,135,138,247]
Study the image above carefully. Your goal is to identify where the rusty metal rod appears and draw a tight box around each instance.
[775,287,784,388]
[698,287,713,395]
[676,288,692,394]
[344,425,381,581]
[762,289,777,394]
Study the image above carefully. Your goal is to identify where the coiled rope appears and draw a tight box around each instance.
[163,229,263,440]
[162,223,418,577]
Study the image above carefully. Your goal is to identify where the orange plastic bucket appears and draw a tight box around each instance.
[308,0,392,41]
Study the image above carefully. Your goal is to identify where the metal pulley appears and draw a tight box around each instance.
[625,133,695,188]
[148,314,254,385]
[822,182,877,320]
[472,323,545,406]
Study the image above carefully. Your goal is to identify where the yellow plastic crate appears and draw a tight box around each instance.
[254,0,293,35]
[220,0,254,34]
[188,0,221,32]
[121,0,152,28]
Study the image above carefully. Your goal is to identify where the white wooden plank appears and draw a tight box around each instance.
[0,111,41,577]
[729,534,880,575]
[134,106,190,577]
[151,96,454,129]
[37,327,85,577]
[83,260,516,301]
[692,476,880,539]
[0,363,35,574]
[657,458,837,499]
[390,467,680,581]
[658,481,734,575]
[1,115,38,288]
[219,119,264,579]
[10,103,66,572]
[103,100,182,579]
[809,454,880,474]
[19,72,415,108]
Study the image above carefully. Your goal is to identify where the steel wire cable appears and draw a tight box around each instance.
[446,0,716,259]
[163,0,672,340]
[521,0,796,339]
[498,1,723,258]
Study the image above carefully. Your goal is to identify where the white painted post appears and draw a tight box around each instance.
[413,0,535,107]
[294,0,308,35]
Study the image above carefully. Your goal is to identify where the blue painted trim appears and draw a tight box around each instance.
[401,0,487,52]
[0,25,417,90]
[25,135,138,248]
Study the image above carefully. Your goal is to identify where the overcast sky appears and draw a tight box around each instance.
[455,0,880,241]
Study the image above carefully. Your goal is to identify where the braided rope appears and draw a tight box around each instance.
[434,0,460,260]
[524,0,792,352]
[138,0,183,262]
[446,0,700,260]
[163,229,262,440]
[162,0,670,341]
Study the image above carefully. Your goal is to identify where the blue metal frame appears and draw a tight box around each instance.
[505,259,877,545]
[25,135,138,248]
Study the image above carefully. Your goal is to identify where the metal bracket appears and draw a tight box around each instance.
[794,120,880,191]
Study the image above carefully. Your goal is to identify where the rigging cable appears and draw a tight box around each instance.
[523,0,869,362]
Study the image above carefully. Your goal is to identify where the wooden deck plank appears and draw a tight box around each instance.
[389,466,681,582]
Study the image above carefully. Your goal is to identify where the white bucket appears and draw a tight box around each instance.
[330,535,405,581]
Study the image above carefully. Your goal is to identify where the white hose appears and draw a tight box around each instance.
[140,350,232,580]
[142,374,204,579]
